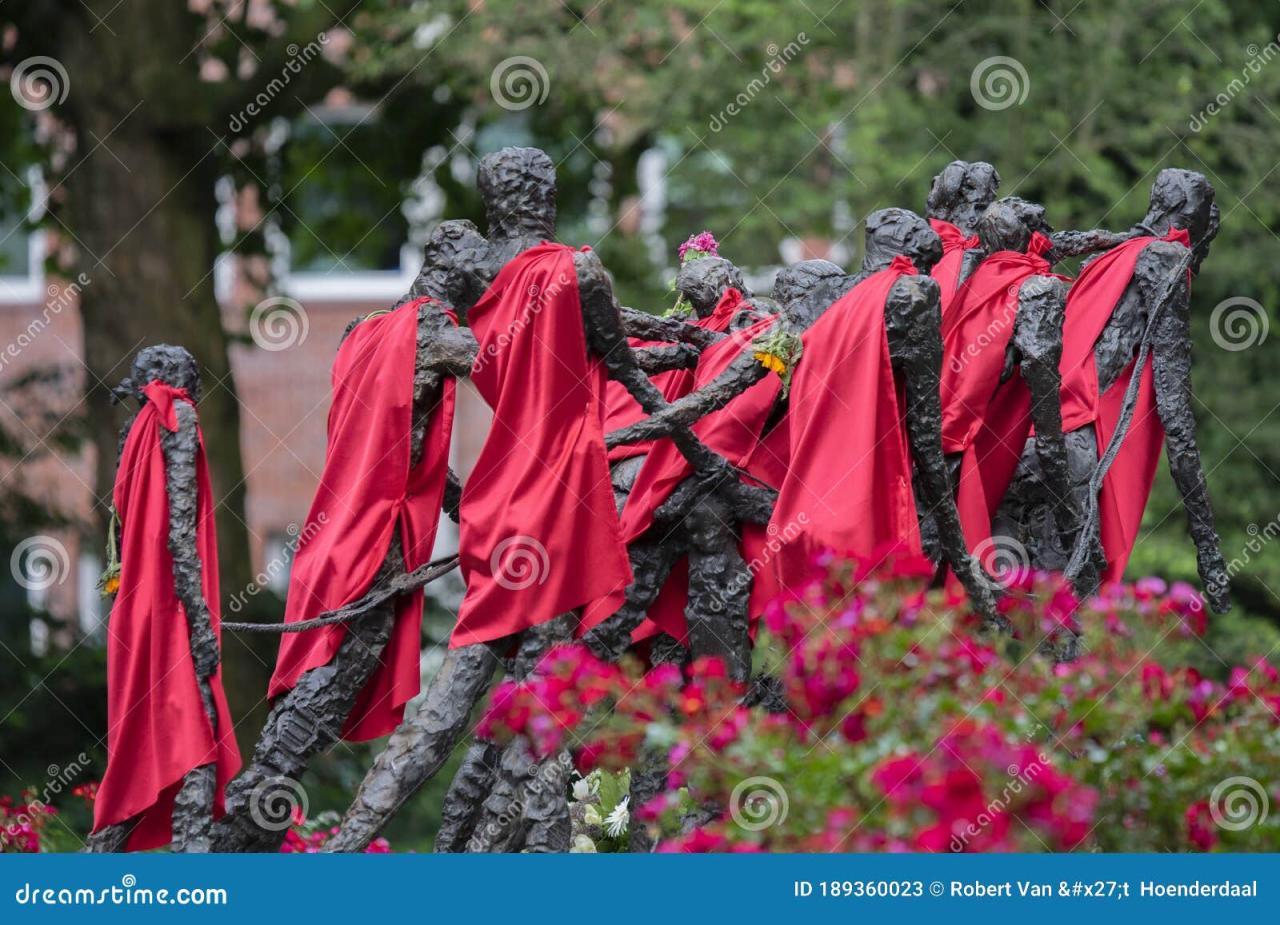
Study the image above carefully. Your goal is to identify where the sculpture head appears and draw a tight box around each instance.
[1139,168,1219,274]
[976,196,1053,255]
[113,344,201,405]
[771,258,850,330]
[675,256,747,318]
[476,146,557,246]
[411,219,499,311]
[925,160,1001,235]
[863,208,943,275]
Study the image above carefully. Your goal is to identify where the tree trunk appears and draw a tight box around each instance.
[63,107,263,739]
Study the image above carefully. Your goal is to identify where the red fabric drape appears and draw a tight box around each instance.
[94,382,241,851]
[940,232,1062,550]
[768,257,923,593]
[452,243,632,647]
[930,218,979,319]
[1058,229,1190,581]
[587,313,782,642]
[270,297,456,741]
[602,287,746,462]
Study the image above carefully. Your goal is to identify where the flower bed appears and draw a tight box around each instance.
[480,551,1280,852]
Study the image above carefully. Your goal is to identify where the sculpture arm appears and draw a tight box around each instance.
[632,343,702,374]
[1048,228,1135,261]
[1145,248,1231,612]
[160,402,219,682]
[619,307,725,349]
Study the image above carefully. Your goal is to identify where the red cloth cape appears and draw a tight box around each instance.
[603,288,746,462]
[768,256,923,592]
[452,243,632,647]
[269,297,456,741]
[589,313,783,642]
[1058,228,1190,581]
[940,232,1061,550]
[930,218,979,319]
[94,382,241,851]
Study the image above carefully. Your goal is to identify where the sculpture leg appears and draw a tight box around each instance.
[212,541,404,852]
[434,742,501,853]
[684,493,752,681]
[324,643,501,852]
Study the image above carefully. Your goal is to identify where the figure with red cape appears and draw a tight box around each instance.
[213,222,483,852]
[757,209,997,618]
[934,196,1083,588]
[991,169,1230,612]
[328,147,776,854]
[88,346,241,853]
[924,160,1000,315]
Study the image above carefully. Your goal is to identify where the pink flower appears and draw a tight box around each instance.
[677,231,720,262]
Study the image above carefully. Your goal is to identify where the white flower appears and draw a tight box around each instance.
[571,834,597,853]
[603,796,630,838]
[571,777,593,802]
[583,805,602,827]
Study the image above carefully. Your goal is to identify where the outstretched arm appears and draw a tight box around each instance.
[889,276,999,621]
[1145,247,1231,612]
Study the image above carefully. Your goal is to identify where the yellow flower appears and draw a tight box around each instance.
[754,351,787,375]
[102,575,120,596]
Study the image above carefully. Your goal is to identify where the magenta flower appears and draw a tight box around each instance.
[678,231,720,262]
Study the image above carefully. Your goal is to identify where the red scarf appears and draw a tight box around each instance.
[603,288,745,461]
[269,297,456,741]
[1059,228,1190,581]
[940,232,1062,550]
[94,382,241,851]
[591,313,782,643]
[452,243,632,647]
[930,217,979,319]
[769,257,922,592]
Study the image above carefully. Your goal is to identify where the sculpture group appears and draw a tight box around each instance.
[85,147,1230,854]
